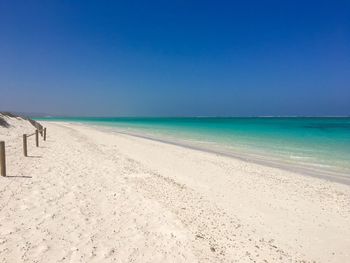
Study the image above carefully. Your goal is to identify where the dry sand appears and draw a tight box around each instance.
[0,117,349,262]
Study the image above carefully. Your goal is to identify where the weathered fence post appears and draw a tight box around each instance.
[44,128,47,141]
[23,134,28,157]
[0,141,6,177]
[35,129,39,147]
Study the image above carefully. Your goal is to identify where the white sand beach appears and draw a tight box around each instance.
[1,117,350,262]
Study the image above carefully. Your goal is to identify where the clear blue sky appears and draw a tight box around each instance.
[1,0,349,116]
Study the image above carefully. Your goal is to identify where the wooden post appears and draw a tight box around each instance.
[0,141,6,177]
[44,128,47,141]
[35,129,39,147]
[23,134,28,157]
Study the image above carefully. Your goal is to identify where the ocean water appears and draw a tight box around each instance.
[37,117,350,180]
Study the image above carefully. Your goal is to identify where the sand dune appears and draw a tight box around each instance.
[1,120,349,262]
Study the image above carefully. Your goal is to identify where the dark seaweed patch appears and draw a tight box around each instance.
[303,123,350,130]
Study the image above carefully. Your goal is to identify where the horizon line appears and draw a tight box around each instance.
[34,115,350,119]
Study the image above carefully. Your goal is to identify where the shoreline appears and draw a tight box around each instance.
[2,120,350,262]
[63,121,350,186]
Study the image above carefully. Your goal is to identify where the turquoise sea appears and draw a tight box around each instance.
[37,117,350,181]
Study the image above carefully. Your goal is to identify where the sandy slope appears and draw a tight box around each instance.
[1,120,349,262]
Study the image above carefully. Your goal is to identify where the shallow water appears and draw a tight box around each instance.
[37,117,350,178]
